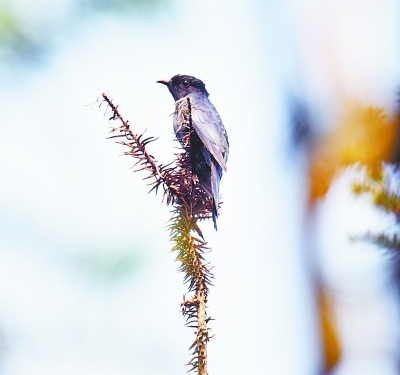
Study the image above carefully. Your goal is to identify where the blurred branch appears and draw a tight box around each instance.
[351,232,400,256]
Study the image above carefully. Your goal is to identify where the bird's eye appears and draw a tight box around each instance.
[182,80,190,88]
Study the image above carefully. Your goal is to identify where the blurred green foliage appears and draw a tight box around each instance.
[86,0,169,12]
[76,249,141,283]
[0,7,40,61]
[0,0,170,62]
[352,166,400,215]
[352,166,400,256]
[0,7,17,36]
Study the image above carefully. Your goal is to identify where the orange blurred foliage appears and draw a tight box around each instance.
[319,289,341,371]
[309,106,397,204]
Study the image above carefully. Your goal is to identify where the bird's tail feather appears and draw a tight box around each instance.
[210,161,220,231]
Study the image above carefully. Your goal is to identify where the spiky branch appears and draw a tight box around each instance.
[99,93,214,375]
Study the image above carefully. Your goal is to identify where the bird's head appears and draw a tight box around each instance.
[157,74,209,101]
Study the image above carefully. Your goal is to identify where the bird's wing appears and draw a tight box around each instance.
[188,93,229,171]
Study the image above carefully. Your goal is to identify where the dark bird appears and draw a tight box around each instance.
[157,74,229,230]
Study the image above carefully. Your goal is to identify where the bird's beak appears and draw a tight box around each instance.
[156,79,170,86]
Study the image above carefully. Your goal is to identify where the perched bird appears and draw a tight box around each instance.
[157,74,229,230]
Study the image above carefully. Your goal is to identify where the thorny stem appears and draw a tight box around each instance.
[173,204,212,375]
[101,94,163,178]
[100,94,213,374]
[101,93,183,204]
[197,284,208,374]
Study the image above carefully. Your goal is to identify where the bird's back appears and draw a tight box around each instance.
[174,93,228,166]
[173,93,229,229]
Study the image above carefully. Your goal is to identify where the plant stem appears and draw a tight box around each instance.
[197,285,208,375]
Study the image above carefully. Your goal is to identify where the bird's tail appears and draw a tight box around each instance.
[212,203,218,230]
[210,161,220,231]
[197,159,221,231]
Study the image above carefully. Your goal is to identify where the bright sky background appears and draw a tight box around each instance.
[0,0,399,374]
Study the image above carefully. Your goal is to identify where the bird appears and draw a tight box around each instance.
[157,74,229,230]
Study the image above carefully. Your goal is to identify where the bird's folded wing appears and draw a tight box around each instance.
[189,94,228,171]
